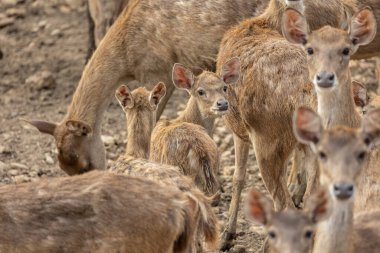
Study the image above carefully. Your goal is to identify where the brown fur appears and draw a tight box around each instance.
[293,107,380,253]
[0,171,197,253]
[111,84,220,251]
[216,0,379,248]
[150,61,241,196]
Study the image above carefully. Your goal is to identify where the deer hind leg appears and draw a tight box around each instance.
[253,135,294,211]
[220,134,250,251]
[288,144,308,207]
[377,57,380,93]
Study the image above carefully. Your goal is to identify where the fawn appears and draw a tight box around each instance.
[0,171,198,253]
[150,59,240,196]
[293,106,380,253]
[217,0,378,248]
[111,83,219,252]
[247,189,330,253]
[283,7,377,212]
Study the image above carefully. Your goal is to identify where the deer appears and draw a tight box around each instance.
[87,0,130,60]
[25,0,270,175]
[149,59,240,196]
[0,170,198,253]
[216,0,378,249]
[247,188,331,253]
[293,106,380,253]
[282,7,378,212]
[110,83,219,252]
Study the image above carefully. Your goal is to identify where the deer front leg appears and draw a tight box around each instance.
[220,134,250,251]
[376,57,380,93]
[288,144,307,207]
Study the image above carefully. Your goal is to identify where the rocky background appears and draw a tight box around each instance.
[0,0,378,252]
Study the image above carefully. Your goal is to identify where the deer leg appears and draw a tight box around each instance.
[288,144,307,207]
[220,134,250,251]
[301,147,319,204]
[376,57,380,93]
[253,136,294,211]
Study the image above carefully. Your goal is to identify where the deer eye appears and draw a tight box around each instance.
[357,151,366,162]
[268,231,276,239]
[307,48,314,55]
[342,48,350,56]
[197,89,205,96]
[223,85,228,93]
[319,151,327,160]
[305,230,313,239]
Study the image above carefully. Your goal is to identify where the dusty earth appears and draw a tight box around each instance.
[0,0,378,252]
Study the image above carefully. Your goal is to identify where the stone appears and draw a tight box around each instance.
[6,8,26,18]
[45,154,54,165]
[101,135,115,146]
[25,71,56,91]
[7,169,19,176]
[10,162,28,171]
[0,17,15,28]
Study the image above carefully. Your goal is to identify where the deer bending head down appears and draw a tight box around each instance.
[247,189,330,253]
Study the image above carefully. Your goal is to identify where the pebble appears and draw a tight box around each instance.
[45,154,54,165]
[10,162,28,171]
[6,8,26,18]
[7,169,19,176]
[0,17,15,28]
[101,135,115,146]
[13,175,30,184]
[51,29,63,37]
[25,71,56,91]
[0,161,8,176]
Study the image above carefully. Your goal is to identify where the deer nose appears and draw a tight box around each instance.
[333,183,354,200]
[216,100,229,111]
[316,72,335,88]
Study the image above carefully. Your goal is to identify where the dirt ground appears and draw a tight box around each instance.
[0,1,378,252]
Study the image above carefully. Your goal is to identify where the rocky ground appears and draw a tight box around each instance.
[0,0,378,252]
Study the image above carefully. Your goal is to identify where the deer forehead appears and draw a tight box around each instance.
[319,127,365,155]
[308,26,351,49]
[130,88,151,107]
[195,72,225,89]
[270,209,311,230]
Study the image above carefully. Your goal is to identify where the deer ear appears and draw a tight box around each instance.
[352,80,368,108]
[66,120,92,137]
[293,106,323,146]
[221,57,240,84]
[149,82,167,109]
[305,188,331,223]
[246,189,273,226]
[115,85,134,110]
[361,107,380,146]
[172,63,194,90]
[350,7,377,46]
[282,8,309,45]
[24,120,57,135]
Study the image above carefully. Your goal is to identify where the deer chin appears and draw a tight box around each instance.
[211,107,229,116]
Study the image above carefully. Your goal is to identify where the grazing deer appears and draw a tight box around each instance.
[150,59,240,196]
[293,107,380,253]
[87,0,130,60]
[283,7,377,212]
[25,0,268,175]
[0,171,198,253]
[217,0,378,248]
[110,83,219,252]
[247,189,330,253]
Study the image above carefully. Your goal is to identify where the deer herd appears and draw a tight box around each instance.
[3,0,380,252]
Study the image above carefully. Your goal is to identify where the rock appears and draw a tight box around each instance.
[6,8,26,18]
[13,175,30,184]
[7,169,19,176]
[0,17,15,28]
[65,0,83,9]
[10,162,28,171]
[101,135,115,146]
[45,154,54,165]
[51,29,63,37]
[1,0,18,7]
[25,71,56,91]
[37,20,47,29]
[0,161,9,176]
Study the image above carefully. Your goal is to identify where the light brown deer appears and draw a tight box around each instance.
[217,0,378,248]
[87,0,130,60]
[283,7,377,212]
[26,0,269,175]
[247,188,330,253]
[293,106,380,253]
[150,59,240,196]
[0,171,198,253]
[110,83,219,252]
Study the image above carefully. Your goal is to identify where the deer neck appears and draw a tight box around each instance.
[125,111,155,159]
[175,97,215,136]
[65,19,129,135]
[313,199,354,253]
[317,74,361,129]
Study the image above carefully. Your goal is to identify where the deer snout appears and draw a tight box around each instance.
[216,100,229,111]
[333,182,354,200]
[315,72,336,88]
